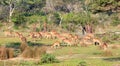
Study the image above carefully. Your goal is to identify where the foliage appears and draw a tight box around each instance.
[40,54,59,64]
[88,0,119,13]
[102,36,111,43]
[12,13,27,28]
[53,12,61,25]
[111,15,120,26]
[77,61,87,66]
[0,0,120,31]
[26,15,40,24]
[101,33,120,43]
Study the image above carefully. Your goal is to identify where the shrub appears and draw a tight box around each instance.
[77,61,87,66]
[12,14,27,28]
[40,54,59,64]
[6,42,20,49]
[33,46,46,58]
[20,42,28,52]
[20,46,34,58]
[20,46,46,58]
[0,47,14,60]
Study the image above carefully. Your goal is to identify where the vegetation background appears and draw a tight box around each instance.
[0,0,120,32]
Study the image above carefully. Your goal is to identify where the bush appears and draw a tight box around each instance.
[40,54,59,64]
[12,13,27,28]
[77,61,87,66]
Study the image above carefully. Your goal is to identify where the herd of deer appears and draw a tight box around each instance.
[4,30,108,51]
[0,29,115,60]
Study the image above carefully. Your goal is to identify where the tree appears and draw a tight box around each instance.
[0,0,18,23]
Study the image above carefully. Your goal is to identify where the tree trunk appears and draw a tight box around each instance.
[59,15,62,27]
[8,3,14,23]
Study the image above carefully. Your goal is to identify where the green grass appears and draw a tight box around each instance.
[40,59,118,66]
[0,37,20,45]
[1,58,120,66]
[0,33,120,66]
[52,46,103,56]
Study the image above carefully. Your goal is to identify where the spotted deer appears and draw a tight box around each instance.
[62,38,73,46]
[100,42,108,51]
[34,32,42,38]
[4,30,13,37]
[51,41,61,48]
[50,30,59,39]
[92,38,102,46]
[19,35,27,43]
[44,32,52,39]
[14,32,22,38]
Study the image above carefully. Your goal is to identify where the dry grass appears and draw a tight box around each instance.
[6,48,14,59]
[0,46,14,60]
[33,46,46,58]
[102,50,113,56]
[20,42,28,52]
[0,46,7,60]
[20,46,46,58]
[20,46,34,58]
[111,45,118,49]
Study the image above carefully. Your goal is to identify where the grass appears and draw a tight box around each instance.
[0,31,120,66]
[34,58,120,66]
[52,46,103,57]
[0,37,20,45]
[0,58,120,66]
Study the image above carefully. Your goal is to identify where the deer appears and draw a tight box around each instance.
[58,35,66,42]
[61,32,70,37]
[51,41,61,48]
[34,32,42,39]
[44,32,52,39]
[4,30,13,37]
[86,33,94,39]
[100,42,108,51]
[79,38,92,47]
[28,32,35,38]
[39,32,45,38]
[92,38,102,46]
[14,32,22,38]
[70,35,79,43]
[62,38,73,46]
[50,30,59,39]
[19,35,27,43]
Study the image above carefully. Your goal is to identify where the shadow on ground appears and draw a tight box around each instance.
[5,41,50,49]
[103,57,120,62]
